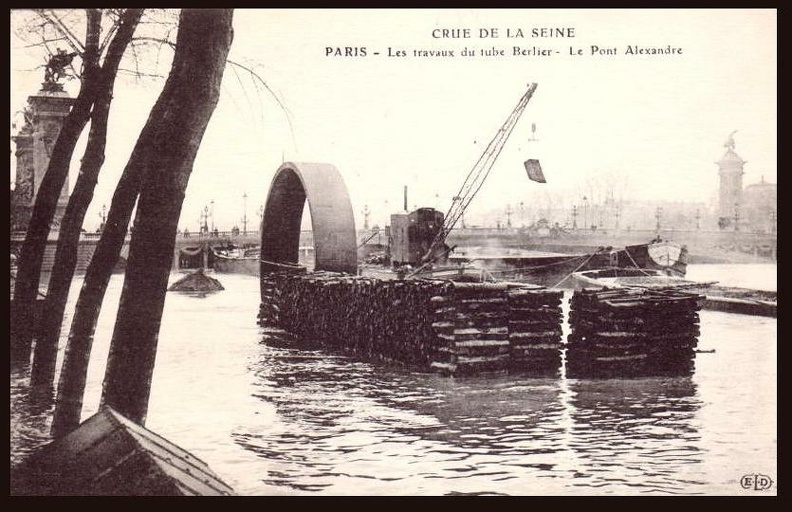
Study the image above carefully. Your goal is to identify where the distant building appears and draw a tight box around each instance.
[716,131,744,230]
[715,132,776,232]
[742,177,777,234]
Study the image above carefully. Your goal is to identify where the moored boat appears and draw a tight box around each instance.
[447,237,690,289]
[212,245,260,276]
[569,267,706,291]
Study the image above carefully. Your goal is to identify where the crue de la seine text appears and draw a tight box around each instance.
[431,27,576,39]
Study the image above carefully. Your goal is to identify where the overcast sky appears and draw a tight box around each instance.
[10,8,777,232]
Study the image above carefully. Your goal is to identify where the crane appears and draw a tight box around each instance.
[409,82,539,276]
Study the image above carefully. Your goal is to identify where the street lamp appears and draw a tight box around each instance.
[210,200,215,232]
[99,204,107,232]
[572,204,578,229]
[202,205,209,234]
[733,202,740,232]
[582,196,589,230]
[242,192,248,234]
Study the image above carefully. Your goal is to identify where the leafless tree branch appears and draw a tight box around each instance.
[36,9,84,54]
[226,59,298,152]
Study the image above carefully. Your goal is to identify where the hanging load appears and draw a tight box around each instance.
[524,159,545,183]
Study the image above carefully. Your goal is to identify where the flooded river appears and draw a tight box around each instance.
[10,264,777,495]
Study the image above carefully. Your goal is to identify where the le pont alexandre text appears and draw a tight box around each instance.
[431,27,576,39]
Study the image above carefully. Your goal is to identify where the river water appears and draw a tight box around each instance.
[10,264,777,496]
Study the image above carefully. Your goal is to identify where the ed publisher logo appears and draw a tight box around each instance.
[740,474,774,491]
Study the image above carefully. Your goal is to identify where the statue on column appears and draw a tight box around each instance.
[43,48,78,91]
[724,130,737,150]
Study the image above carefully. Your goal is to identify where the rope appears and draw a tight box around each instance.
[465,253,589,274]
[622,246,656,276]
[549,251,599,289]
[259,258,304,270]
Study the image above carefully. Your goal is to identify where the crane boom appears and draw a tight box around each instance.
[416,82,539,269]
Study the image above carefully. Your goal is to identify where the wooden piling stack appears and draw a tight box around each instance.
[507,288,564,374]
[430,283,513,375]
[257,269,303,326]
[566,287,703,378]
[258,273,565,376]
[260,272,451,365]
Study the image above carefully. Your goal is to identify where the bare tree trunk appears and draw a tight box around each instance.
[31,9,143,394]
[11,9,102,353]
[99,8,234,425]
[49,135,145,435]
[51,22,190,436]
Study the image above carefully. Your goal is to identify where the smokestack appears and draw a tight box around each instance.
[403,185,408,212]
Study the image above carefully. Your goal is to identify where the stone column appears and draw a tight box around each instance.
[716,136,745,231]
[11,85,75,233]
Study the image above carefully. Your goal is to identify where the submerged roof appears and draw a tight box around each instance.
[11,406,235,496]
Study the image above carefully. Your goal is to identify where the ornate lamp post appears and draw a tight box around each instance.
[242,192,248,234]
[210,200,215,233]
[582,196,589,230]
[733,202,740,232]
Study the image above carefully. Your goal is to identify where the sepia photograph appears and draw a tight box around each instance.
[10,8,776,496]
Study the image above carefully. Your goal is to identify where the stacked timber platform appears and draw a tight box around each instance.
[430,283,563,375]
[567,288,703,378]
[508,287,565,373]
[258,273,563,376]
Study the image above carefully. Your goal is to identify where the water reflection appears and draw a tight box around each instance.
[231,330,706,495]
[9,268,774,496]
[566,377,705,494]
[10,362,55,469]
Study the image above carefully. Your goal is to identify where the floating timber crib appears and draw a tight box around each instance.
[259,273,563,376]
[566,287,703,378]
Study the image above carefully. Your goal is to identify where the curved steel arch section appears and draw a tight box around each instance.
[259,162,357,277]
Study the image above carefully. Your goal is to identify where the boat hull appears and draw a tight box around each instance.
[448,240,689,288]
[212,254,259,276]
